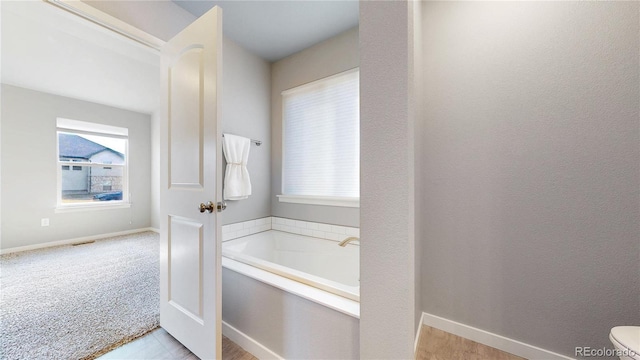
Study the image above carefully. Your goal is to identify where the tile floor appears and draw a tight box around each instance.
[99,324,524,360]
[97,327,256,360]
[416,325,526,360]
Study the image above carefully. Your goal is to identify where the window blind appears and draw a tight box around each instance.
[282,69,359,198]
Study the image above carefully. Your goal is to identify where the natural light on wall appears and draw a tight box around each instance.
[55,118,130,212]
[279,68,359,208]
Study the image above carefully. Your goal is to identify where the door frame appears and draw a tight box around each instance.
[43,0,165,50]
[41,1,224,358]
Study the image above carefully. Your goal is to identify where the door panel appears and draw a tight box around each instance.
[160,7,222,360]
[168,216,203,319]
[169,47,204,187]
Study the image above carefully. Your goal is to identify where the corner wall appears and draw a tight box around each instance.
[359,2,415,358]
[1,85,152,250]
[0,1,3,246]
[418,2,640,357]
[270,27,360,227]
[221,37,272,225]
[411,0,424,339]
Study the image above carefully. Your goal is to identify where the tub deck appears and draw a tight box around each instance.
[222,230,360,302]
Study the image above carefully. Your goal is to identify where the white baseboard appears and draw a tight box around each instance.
[421,312,575,360]
[222,320,283,360]
[0,227,156,254]
[148,227,160,233]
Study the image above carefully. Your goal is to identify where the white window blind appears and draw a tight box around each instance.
[282,69,359,199]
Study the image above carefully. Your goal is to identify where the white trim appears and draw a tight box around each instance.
[149,227,160,234]
[414,312,425,356]
[59,161,125,168]
[0,227,155,255]
[421,312,575,360]
[281,67,359,96]
[277,195,359,208]
[54,203,131,213]
[43,0,164,51]
[222,321,284,360]
[57,118,128,136]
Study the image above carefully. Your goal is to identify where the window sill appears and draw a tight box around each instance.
[55,203,131,213]
[277,195,359,208]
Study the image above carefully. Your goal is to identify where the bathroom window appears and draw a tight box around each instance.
[56,118,129,212]
[279,68,359,207]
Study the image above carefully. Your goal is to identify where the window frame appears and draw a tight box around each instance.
[55,118,130,212]
[279,68,360,208]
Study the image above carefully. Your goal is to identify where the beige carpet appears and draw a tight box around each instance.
[0,231,160,359]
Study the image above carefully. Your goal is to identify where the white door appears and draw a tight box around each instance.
[159,7,223,360]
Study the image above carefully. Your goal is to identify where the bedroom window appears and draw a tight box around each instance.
[56,118,129,211]
[279,68,359,207]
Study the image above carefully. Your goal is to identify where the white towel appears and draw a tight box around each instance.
[223,134,252,200]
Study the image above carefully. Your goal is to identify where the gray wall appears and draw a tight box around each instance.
[412,0,424,337]
[1,84,151,250]
[0,28,3,244]
[221,37,271,225]
[359,2,416,358]
[418,2,639,358]
[270,27,360,227]
[222,268,359,359]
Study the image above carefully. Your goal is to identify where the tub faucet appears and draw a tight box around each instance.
[338,236,359,247]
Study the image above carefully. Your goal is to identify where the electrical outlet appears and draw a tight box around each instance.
[41,218,50,227]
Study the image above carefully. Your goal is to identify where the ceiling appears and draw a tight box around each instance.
[1,1,358,115]
[173,0,359,62]
[1,1,160,114]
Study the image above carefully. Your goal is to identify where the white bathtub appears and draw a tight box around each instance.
[222,230,360,301]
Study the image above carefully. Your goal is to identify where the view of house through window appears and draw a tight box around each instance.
[57,118,128,206]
